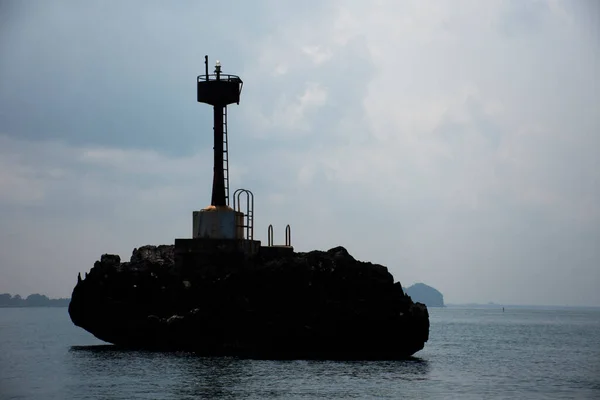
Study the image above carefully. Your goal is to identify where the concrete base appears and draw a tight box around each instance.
[193,206,244,240]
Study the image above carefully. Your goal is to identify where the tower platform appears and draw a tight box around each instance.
[174,237,294,268]
[177,56,293,266]
[175,237,262,258]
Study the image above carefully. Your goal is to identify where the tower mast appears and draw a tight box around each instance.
[211,61,226,206]
[197,55,243,207]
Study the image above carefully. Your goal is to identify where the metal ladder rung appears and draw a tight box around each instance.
[223,107,230,206]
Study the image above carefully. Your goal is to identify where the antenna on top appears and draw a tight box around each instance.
[205,55,209,80]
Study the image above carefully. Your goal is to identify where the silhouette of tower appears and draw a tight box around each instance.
[197,56,243,207]
[191,56,252,240]
[176,56,291,256]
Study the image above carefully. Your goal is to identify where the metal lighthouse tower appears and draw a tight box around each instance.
[191,56,252,242]
[175,55,292,259]
[198,56,241,208]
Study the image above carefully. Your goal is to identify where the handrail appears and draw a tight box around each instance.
[233,188,254,241]
[267,224,273,247]
[285,224,292,246]
[197,74,243,97]
[197,74,243,83]
[266,224,292,247]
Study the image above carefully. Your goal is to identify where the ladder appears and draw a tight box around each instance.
[246,201,254,240]
[223,107,230,206]
[233,189,254,241]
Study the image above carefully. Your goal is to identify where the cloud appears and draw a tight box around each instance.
[0,0,598,306]
[248,82,329,135]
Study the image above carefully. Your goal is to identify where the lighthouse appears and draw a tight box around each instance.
[175,56,292,259]
[191,56,249,241]
[197,56,241,209]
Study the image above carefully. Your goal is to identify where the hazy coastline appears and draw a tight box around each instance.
[0,293,70,308]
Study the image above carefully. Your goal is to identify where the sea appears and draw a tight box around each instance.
[1,306,599,399]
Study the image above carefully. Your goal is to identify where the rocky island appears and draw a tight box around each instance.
[69,245,429,359]
[404,283,445,307]
[68,56,429,359]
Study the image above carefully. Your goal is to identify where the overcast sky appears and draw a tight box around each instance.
[1,0,598,306]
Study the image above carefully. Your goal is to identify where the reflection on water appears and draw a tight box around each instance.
[67,345,431,399]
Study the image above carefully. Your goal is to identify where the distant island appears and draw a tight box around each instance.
[0,293,70,307]
[404,283,445,307]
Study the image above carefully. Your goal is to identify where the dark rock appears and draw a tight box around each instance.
[69,245,429,359]
[100,254,121,266]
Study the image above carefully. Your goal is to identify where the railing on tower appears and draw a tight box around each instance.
[233,189,254,241]
[285,224,291,246]
[196,61,243,106]
[266,224,293,247]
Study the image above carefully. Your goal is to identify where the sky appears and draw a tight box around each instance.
[0,0,598,306]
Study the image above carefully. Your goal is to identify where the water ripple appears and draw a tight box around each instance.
[1,307,599,399]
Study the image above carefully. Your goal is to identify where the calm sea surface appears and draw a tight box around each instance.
[1,307,599,399]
